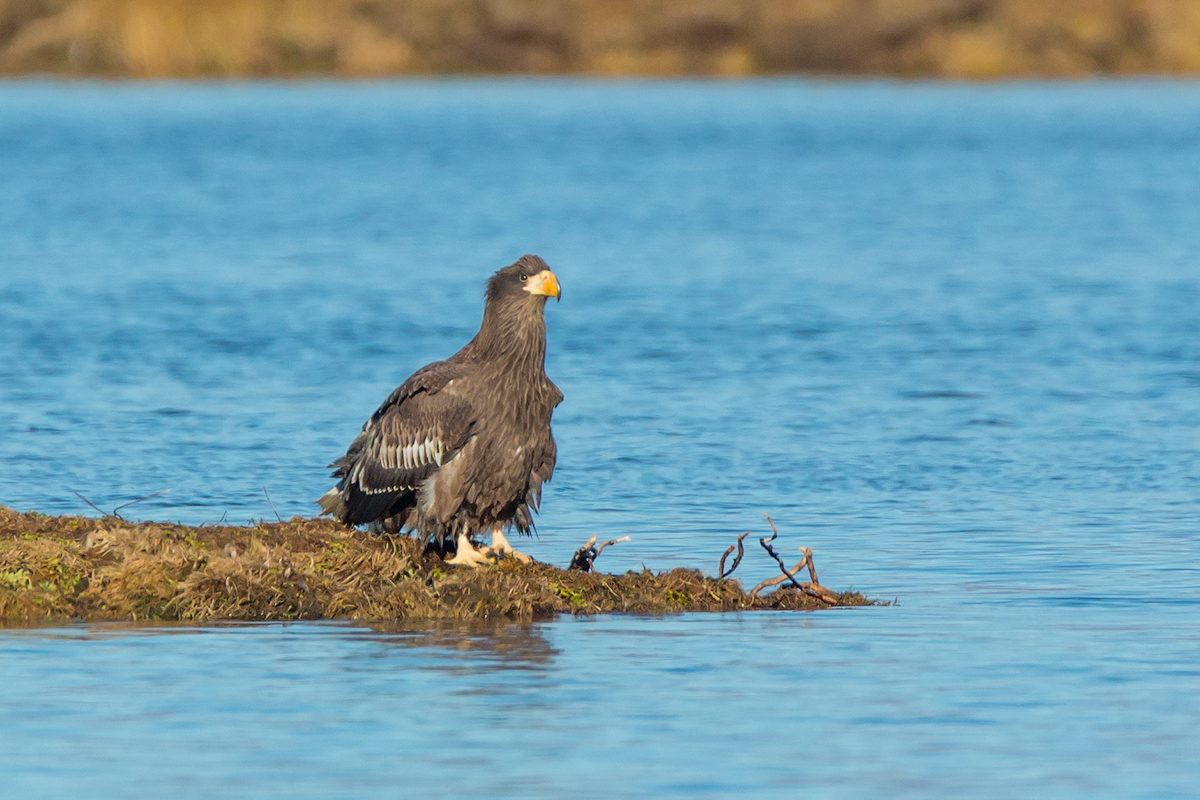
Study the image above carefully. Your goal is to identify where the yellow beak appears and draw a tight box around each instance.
[525,269,561,301]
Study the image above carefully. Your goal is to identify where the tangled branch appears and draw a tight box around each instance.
[747,514,839,605]
[568,534,631,572]
[718,532,749,579]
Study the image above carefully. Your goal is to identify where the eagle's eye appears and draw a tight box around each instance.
[519,274,528,282]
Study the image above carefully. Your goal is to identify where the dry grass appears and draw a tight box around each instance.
[0,505,876,625]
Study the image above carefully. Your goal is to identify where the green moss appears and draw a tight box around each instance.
[0,569,32,590]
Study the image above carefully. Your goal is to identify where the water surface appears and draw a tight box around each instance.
[1,80,1198,797]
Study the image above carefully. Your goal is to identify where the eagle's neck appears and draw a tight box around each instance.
[466,301,547,376]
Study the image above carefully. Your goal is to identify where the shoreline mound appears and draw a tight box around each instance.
[0,505,876,625]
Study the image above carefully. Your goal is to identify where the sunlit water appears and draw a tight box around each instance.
[1,80,1198,798]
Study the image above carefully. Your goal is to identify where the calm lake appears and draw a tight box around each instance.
[1,79,1198,798]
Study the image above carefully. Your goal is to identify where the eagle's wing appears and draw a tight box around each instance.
[513,380,563,532]
[530,381,563,504]
[329,361,477,523]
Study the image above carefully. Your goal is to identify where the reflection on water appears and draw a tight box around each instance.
[362,621,558,669]
[1,619,559,669]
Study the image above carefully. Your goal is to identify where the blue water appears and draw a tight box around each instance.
[1,80,1199,797]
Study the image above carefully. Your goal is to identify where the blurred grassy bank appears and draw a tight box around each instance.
[1,0,1199,78]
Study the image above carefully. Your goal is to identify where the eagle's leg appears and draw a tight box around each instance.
[485,525,533,564]
[445,531,492,567]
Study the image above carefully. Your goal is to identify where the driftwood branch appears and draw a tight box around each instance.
[748,514,839,605]
[752,543,805,595]
[718,532,749,579]
[568,534,631,572]
[569,535,597,571]
[749,571,798,598]
[594,536,630,559]
[804,545,820,585]
[748,550,836,604]
[757,515,803,592]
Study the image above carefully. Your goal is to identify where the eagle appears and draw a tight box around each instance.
[318,255,562,566]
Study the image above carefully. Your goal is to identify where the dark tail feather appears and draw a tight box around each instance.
[317,487,347,519]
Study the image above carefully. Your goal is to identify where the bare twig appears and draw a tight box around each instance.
[803,546,820,585]
[566,534,595,566]
[718,532,749,579]
[749,572,791,598]
[750,551,808,597]
[758,520,804,592]
[749,515,838,604]
[762,580,836,604]
[112,489,171,518]
[72,490,117,520]
[594,536,630,559]
[568,534,630,572]
[807,583,839,604]
[718,545,734,575]
[568,535,597,571]
[263,487,282,523]
[749,553,837,604]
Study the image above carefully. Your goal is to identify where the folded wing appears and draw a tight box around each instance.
[324,362,476,525]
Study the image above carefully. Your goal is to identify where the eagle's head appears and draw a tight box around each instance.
[487,255,561,307]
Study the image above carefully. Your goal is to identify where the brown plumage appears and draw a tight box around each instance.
[318,255,562,550]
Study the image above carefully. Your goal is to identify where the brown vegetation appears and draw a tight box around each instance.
[0,0,1198,78]
[0,505,875,625]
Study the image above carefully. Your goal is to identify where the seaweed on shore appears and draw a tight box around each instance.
[0,506,877,625]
